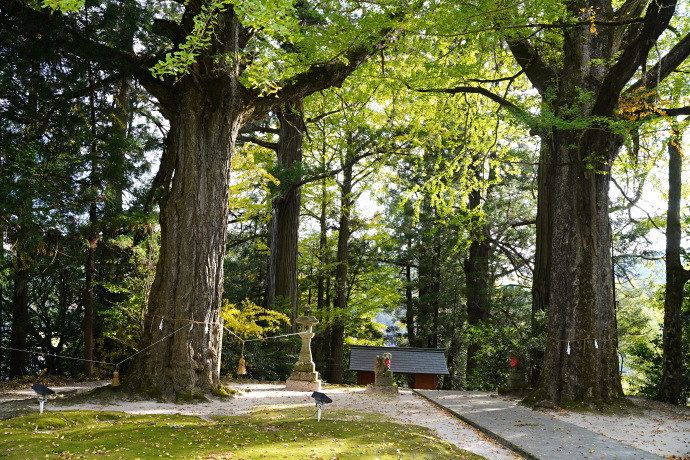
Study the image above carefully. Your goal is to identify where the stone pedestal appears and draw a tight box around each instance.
[365,353,398,395]
[285,307,321,392]
[285,331,321,392]
[365,382,399,394]
[499,349,530,396]
[507,350,529,390]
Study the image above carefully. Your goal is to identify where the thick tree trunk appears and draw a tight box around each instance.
[528,128,624,407]
[658,125,690,405]
[517,0,681,407]
[465,188,491,386]
[267,101,305,328]
[132,78,249,395]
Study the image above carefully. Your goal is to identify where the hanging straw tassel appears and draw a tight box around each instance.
[112,366,121,387]
[237,341,247,375]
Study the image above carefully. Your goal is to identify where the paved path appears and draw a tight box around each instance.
[415,390,666,460]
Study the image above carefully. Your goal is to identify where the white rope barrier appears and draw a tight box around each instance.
[1,320,301,370]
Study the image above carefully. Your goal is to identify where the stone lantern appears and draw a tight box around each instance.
[285,306,322,391]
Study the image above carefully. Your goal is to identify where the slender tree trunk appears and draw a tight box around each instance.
[530,142,552,386]
[315,176,331,377]
[105,75,132,217]
[317,178,329,315]
[658,124,690,405]
[444,300,464,389]
[431,233,441,349]
[464,185,491,385]
[405,247,416,347]
[329,159,353,384]
[84,213,96,378]
[417,198,438,348]
[83,60,98,379]
[0,227,4,351]
[9,250,29,378]
[267,101,305,329]
[464,233,491,383]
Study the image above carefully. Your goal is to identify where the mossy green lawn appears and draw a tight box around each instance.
[0,405,486,459]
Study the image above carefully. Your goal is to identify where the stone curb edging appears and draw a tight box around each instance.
[413,389,534,460]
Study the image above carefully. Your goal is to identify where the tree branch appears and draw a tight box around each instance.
[491,238,534,274]
[627,32,690,95]
[505,37,556,94]
[306,107,347,124]
[593,0,678,116]
[664,106,690,116]
[237,135,278,151]
[252,10,409,117]
[406,84,521,111]
[282,148,393,197]
[510,219,536,228]
[468,70,525,84]
[240,124,280,135]
[1,1,171,109]
[609,176,644,213]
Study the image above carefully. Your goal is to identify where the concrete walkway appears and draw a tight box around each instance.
[415,390,666,460]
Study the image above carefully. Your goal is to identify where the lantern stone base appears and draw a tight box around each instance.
[285,361,321,392]
[498,386,531,397]
[507,373,529,390]
[365,383,399,395]
[285,377,321,392]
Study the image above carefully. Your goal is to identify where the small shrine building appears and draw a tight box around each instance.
[349,345,450,390]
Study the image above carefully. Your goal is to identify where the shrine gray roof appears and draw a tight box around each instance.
[349,345,450,375]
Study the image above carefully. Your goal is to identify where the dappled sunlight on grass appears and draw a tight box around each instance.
[1,410,487,459]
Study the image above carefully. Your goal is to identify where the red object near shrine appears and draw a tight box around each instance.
[511,358,518,368]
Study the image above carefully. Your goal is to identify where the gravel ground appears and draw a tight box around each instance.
[3,381,689,459]
[546,395,690,459]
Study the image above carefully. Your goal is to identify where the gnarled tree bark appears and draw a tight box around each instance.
[512,0,683,407]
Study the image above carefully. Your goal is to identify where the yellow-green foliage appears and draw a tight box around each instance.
[228,143,278,225]
[221,299,290,339]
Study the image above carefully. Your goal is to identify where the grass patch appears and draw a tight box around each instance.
[0,408,486,459]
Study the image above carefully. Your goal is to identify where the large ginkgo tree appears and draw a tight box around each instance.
[1,0,415,395]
